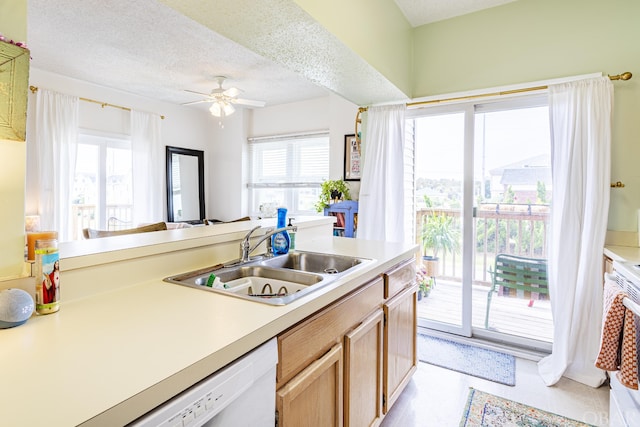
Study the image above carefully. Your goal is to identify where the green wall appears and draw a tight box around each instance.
[294,0,413,96]
[0,0,27,41]
[0,0,28,278]
[412,0,640,232]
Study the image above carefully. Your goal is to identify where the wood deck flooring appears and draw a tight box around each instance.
[417,279,554,343]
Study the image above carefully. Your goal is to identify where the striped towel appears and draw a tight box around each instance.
[595,278,638,390]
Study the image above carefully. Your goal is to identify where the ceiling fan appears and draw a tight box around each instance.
[183,76,266,117]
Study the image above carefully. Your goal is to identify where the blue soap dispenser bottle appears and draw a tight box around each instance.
[272,207,290,255]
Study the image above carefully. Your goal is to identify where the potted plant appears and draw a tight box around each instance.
[416,268,433,300]
[314,179,352,212]
[420,198,460,276]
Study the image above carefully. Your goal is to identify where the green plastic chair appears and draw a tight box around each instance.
[485,254,549,328]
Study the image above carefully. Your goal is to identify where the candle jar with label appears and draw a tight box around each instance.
[34,239,60,314]
[27,231,58,262]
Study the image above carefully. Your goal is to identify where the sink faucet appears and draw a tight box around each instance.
[239,225,298,264]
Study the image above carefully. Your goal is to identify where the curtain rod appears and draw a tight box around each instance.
[355,72,632,140]
[247,130,329,142]
[406,72,632,109]
[29,85,165,119]
[360,72,632,112]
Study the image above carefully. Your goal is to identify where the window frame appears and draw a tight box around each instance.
[73,130,132,231]
[247,131,330,216]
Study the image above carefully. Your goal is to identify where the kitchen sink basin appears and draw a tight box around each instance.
[260,251,371,275]
[164,265,328,305]
[214,265,323,287]
[164,251,373,305]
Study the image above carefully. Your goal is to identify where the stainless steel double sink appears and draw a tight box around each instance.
[164,251,373,305]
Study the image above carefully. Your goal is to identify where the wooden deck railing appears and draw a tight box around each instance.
[416,204,550,284]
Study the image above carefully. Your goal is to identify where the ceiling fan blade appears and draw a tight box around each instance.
[233,98,266,107]
[223,87,242,97]
[181,99,212,106]
[184,89,210,96]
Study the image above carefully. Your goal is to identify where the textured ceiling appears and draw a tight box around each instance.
[27,0,332,109]
[159,0,408,105]
[394,0,520,27]
[27,0,518,110]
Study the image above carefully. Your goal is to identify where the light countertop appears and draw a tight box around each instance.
[0,235,418,426]
[604,245,640,263]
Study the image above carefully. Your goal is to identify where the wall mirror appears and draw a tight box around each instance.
[166,146,205,223]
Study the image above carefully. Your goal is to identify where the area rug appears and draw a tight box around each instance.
[418,334,516,386]
[460,388,595,426]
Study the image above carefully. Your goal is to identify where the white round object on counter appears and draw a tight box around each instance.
[0,288,34,329]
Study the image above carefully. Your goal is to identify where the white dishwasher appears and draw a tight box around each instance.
[130,338,277,427]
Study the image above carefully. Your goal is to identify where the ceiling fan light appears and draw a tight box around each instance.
[209,102,222,117]
[223,102,235,116]
[209,101,235,118]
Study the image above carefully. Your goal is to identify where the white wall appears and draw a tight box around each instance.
[208,109,249,222]
[216,94,361,219]
[248,94,358,181]
[26,68,215,223]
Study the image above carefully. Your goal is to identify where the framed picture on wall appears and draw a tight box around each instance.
[344,134,361,181]
[0,41,30,141]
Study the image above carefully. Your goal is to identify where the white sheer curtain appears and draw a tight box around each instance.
[131,110,163,224]
[538,77,613,387]
[358,104,406,242]
[34,89,79,241]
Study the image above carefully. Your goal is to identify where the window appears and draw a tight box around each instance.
[247,132,330,216]
[71,132,132,239]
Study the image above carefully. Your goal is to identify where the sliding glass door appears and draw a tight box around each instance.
[412,95,553,351]
[413,108,470,336]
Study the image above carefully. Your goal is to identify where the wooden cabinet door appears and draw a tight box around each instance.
[277,277,383,387]
[383,285,417,414]
[277,343,344,427]
[344,309,384,427]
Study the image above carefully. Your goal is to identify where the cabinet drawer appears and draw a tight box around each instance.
[384,258,415,299]
[277,277,384,387]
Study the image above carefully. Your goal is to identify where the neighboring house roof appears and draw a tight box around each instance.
[489,154,552,186]
[490,154,550,176]
[500,167,551,186]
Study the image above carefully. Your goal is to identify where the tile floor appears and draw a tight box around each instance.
[380,357,610,427]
